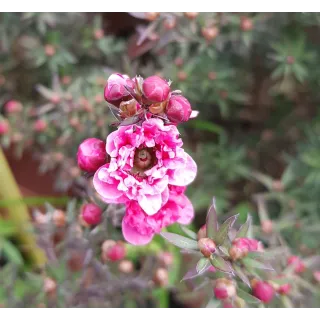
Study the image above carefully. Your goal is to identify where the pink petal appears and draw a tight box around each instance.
[177,194,194,225]
[190,110,199,119]
[138,193,163,215]
[93,165,124,201]
[169,153,197,186]
[122,218,154,245]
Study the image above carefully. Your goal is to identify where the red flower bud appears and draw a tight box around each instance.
[198,237,216,257]
[287,256,306,274]
[103,241,126,262]
[104,73,134,106]
[142,76,170,103]
[252,280,274,303]
[214,279,236,300]
[77,138,106,173]
[33,119,47,132]
[229,238,263,260]
[81,203,102,225]
[4,100,22,113]
[166,95,192,123]
[0,120,9,135]
[277,283,291,295]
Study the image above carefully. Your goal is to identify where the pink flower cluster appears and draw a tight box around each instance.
[77,73,198,245]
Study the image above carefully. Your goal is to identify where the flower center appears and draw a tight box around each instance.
[132,147,156,174]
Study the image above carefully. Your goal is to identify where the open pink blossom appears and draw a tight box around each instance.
[93,118,197,215]
[122,186,194,245]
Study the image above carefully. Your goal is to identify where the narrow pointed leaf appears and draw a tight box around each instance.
[215,214,239,245]
[196,257,210,273]
[233,264,251,287]
[218,246,229,257]
[237,288,261,304]
[235,214,252,239]
[107,104,122,121]
[160,232,198,250]
[242,257,275,271]
[180,225,197,240]
[181,261,211,281]
[209,255,234,274]
[206,198,218,238]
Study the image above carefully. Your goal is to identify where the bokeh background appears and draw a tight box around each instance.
[0,12,320,308]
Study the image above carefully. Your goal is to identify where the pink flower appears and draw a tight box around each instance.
[142,76,170,102]
[4,100,22,113]
[122,187,194,245]
[252,281,274,303]
[0,120,10,135]
[93,118,197,215]
[33,119,47,132]
[287,256,306,274]
[77,138,107,173]
[166,95,192,123]
[81,203,102,225]
[104,73,134,106]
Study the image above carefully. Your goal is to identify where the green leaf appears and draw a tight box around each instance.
[206,298,221,308]
[242,257,274,271]
[206,198,218,239]
[209,255,234,274]
[2,240,24,265]
[182,259,211,281]
[160,232,198,250]
[237,288,261,304]
[235,214,252,239]
[233,264,251,287]
[0,220,17,236]
[196,257,210,273]
[180,225,197,240]
[215,214,239,245]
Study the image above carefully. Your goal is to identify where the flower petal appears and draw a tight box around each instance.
[177,194,195,225]
[138,193,163,215]
[169,153,197,186]
[122,218,154,245]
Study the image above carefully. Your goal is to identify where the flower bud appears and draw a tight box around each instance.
[94,29,104,40]
[177,71,187,81]
[208,72,217,80]
[197,224,207,240]
[4,100,22,113]
[166,95,192,123]
[252,280,274,303]
[198,237,216,257]
[120,99,138,118]
[313,271,320,283]
[102,241,126,262]
[261,220,273,234]
[287,256,306,274]
[157,251,174,267]
[62,75,72,85]
[213,278,236,300]
[77,138,106,173]
[149,101,167,115]
[277,283,291,295]
[142,76,170,103]
[0,119,9,135]
[201,27,219,41]
[174,57,184,67]
[118,260,134,273]
[81,203,102,225]
[229,238,263,260]
[153,268,169,287]
[272,180,284,192]
[44,44,56,56]
[145,12,160,21]
[52,210,66,227]
[104,73,134,106]
[44,277,57,296]
[184,12,199,19]
[33,119,47,132]
[163,17,177,30]
[240,17,253,31]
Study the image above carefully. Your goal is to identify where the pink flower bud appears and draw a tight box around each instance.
[313,271,320,283]
[261,220,273,234]
[142,76,170,103]
[77,138,107,173]
[198,237,216,257]
[103,242,126,262]
[94,29,104,40]
[277,283,291,295]
[229,237,263,260]
[287,256,306,274]
[104,73,134,106]
[0,120,9,135]
[214,279,236,300]
[166,95,192,123]
[153,268,169,287]
[158,251,174,267]
[118,260,134,273]
[81,203,102,225]
[44,44,56,56]
[252,280,274,303]
[4,100,22,113]
[33,119,47,132]
[197,224,207,240]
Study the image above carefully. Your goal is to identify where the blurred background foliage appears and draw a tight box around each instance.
[0,12,320,307]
